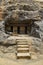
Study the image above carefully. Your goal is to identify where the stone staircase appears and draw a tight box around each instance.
[16,39,31,59]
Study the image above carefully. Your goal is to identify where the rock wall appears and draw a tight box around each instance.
[31,20,43,41]
[0,21,9,43]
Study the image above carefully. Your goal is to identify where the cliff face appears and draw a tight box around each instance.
[0,0,39,22]
[0,0,40,21]
[0,0,43,59]
[34,0,43,19]
[0,21,9,43]
[0,0,43,41]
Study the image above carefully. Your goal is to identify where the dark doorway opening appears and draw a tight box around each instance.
[25,26,27,34]
[17,26,20,34]
[11,26,13,32]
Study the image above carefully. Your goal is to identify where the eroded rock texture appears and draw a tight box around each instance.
[0,21,9,43]
[31,21,43,41]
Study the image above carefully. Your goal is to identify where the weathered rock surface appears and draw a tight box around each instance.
[4,10,40,23]
[4,37,17,45]
[31,20,43,41]
[0,0,40,22]
[39,9,43,19]
[32,37,42,54]
[0,21,9,43]
[34,0,43,19]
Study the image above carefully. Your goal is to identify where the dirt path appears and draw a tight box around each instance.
[0,56,43,65]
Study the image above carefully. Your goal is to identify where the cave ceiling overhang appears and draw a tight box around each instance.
[4,10,41,24]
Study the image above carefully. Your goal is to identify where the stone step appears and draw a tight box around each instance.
[17,42,28,45]
[17,53,31,59]
[17,40,28,42]
[16,39,30,59]
[17,48,29,52]
[17,50,29,53]
[17,50,29,52]
[17,40,28,43]
[17,39,27,41]
[17,45,29,48]
[17,41,28,42]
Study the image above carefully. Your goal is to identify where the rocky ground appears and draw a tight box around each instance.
[0,54,43,65]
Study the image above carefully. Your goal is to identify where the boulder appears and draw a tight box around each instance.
[31,20,43,40]
[3,37,17,45]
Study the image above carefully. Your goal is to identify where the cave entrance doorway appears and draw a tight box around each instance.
[25,26,27,34]
[17,26,20,34]
[17,26,27,34]
[11,26,13,32]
